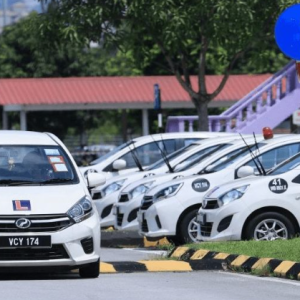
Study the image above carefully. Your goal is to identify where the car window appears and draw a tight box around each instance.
[244,143,300,173]
[118,140,178,168]
[268,153,300,175]
[147,143,200,171]
[89,141,133,166]
[0,145,78,185]
[174,144,231,172]
[201,144,264,173]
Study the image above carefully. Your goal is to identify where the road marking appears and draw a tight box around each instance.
[251,258,272,270]
[219,271,300,287]
[139,261,192,272]
[231,255,250,267]
[100,262,116,273]
[214,252,230,260]
[171,247,189,258]
[274,261,295,277]
[190,249,209,260]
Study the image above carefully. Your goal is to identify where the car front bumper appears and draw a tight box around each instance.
[196,200,246,241]
[0,212,100,268]
[94,191,120,228]
[137,197,183,238]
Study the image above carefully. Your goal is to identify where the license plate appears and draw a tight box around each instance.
[137,212,144,223]
[0,236,51,248]
[196,213,206,225]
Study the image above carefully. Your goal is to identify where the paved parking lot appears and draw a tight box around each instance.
[1,269,300,300]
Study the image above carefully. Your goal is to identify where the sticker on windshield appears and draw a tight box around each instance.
[192,178,210,192]
[53,164,68,172]
[48,156,65,164]
[269,178,288,194]
[44,149,60,156]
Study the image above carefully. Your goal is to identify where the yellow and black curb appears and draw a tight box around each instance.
[98,247,300,277]
[169,247,300,280]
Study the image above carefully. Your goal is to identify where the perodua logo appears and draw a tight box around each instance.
[15,218,31,229]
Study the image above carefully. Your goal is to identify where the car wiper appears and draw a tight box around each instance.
[0,180,37,186]
[40,178,73,184]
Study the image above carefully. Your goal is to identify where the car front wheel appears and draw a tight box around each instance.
[79,259,100,278]
[245,212,295,241]
[178,209,200,244]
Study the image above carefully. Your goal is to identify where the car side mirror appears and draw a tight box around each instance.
[237,166,255,178]
[112,159,127,171]
[86,172,106,188]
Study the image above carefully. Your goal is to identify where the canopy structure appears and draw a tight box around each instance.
[0,74,271,134]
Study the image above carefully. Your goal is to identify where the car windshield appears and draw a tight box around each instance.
[268,153,300,175]
[201,143,266,173]
[0,145,78,185]
[89,141,134,166]
[146,143,200,171]
[173,144,231,172]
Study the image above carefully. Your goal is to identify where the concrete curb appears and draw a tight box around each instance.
[99,259,224,273]
[170,247,300,280]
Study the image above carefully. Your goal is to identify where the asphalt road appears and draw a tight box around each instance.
[0,271,300,300]
[0,248,299,300]
[101,247,166,261]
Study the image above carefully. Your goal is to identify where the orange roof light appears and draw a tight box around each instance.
[262,127,273,139]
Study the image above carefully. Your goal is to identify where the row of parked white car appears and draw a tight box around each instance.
[82,130,300,244]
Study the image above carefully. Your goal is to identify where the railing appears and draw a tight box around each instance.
[166,61,298,132]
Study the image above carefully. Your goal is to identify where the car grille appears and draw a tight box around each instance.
[0,215,73,233]
[141,220,149,233]
[200,222,213,237]
[140,196,153,210]
[119,193,130,203]
[0,244,69,260]
[117,213,124,227]
[203,199,219,210]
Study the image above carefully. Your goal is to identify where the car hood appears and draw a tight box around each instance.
[0,185,86,215]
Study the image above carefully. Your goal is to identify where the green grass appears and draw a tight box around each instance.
[185,238,300,262]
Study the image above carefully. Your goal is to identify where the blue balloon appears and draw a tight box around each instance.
[275,4,300,60]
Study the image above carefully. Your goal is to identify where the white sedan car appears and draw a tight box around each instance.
[137,134,300,244]
[80,132,232,179]
[114,137,265,232]
[0,130,105,278]
[196,152,300,241]
[93,136,238,228]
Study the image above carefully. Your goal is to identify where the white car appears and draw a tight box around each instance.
[114,136,266,232]
[80,132,233,179]
[93,136,240,228]
[137,134,300,244]
[0,130,105,278]
[196,152,300,241]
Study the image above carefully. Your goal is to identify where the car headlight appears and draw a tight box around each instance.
[102,179,126,197]
[219,185,249,206]
[129,181,155,199]
[154,183,183,202]
[67,196,93,223]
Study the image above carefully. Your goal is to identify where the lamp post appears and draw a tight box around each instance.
[154,84,163,133]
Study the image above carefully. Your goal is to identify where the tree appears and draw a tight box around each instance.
[35,0,297,130]
[0,12,144,140]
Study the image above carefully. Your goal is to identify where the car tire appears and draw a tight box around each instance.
[245,212,295,241]
[79,259,100,278]
[178,209,200,244]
